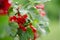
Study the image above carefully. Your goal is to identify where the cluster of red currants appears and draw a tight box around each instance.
[9,11,38,40]
[0,0,11,15]
[9,13,28,31]
[36,4,46,17]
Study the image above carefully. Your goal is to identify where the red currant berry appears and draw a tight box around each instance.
[13,16,17,20]
[19,24,27,31]
[30,24,37,33]
[9,16,14,22]
[36,4,44,10]
[0,0,11,15]
[40,10,46,17]
[23,14,28,19]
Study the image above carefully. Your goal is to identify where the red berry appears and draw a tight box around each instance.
[17,14,27,24]
[22,27,27,31]
[23,14,28,19]
[34,33,37,40]
[0,0,11,15]
[9,16,17,22]
[29,23,37,40]
[19,24,27,31]
[30,23,37,33]
[13,16,17,20]
[36,4,44,10]
[17,17,25,24]
[40,10,46,17]
[17,17,22,24]
[9,16,14,22]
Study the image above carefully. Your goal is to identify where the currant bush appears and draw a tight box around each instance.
[0,0,50,40]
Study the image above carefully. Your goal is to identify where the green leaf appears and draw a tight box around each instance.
[9,22,18,37]
[13,0,29,7]
[28,7,39,15]
[8,7,13,14]
[18,28,34,40]
[26,28,34,39]
[27,7,41,21]
[8,7,15,16]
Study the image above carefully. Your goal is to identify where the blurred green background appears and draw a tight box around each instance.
[38,0,60,40]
